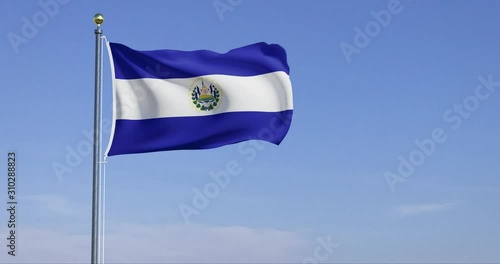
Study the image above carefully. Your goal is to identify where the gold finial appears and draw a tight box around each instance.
[93,13,104,26]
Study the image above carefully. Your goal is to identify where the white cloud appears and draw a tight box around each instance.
[0,224,314,263]
[20,194,81,217]
[8,195,320,263]
[396,202,457,216]
[0,228,88,263]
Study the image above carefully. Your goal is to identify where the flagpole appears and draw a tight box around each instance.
[91,13,104,264]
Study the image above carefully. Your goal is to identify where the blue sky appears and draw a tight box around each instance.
[1,0,500,263]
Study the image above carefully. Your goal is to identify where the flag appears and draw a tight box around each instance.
[105,42,293,156]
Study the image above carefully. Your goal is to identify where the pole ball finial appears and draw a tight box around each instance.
[93,13,104,25]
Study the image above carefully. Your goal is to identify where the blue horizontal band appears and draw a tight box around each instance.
[107,110,293,156]
[109,42,290,80]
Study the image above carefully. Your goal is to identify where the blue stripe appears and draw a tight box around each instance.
[109,42,290,80]
[107,110,293,156]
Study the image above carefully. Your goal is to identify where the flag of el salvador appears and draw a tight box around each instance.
[105,42,293,156]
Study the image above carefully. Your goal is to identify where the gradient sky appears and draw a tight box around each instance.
[1,0,500,263]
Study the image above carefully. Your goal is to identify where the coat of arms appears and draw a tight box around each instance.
[191,79,221,111]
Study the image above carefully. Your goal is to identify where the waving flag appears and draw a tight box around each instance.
[105,42,293,156]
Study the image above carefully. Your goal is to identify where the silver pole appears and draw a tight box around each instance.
[91,13,104,264]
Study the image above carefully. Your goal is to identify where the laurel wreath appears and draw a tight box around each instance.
[191,86,220,111]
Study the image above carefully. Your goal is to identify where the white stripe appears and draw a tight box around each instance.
[114,72,293,120]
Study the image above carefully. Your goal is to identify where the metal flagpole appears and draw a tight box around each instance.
[91,13,104,264]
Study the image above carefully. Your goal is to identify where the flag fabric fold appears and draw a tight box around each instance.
[105,42,293,156]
